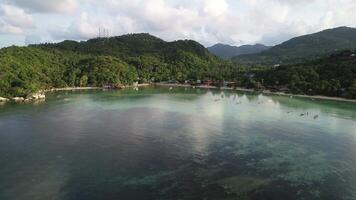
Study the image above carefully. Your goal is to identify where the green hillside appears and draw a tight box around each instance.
[38,33,211,59]
[235,50,356,98]
[234,26,356,65]
[1,31,355,99]
[0,34,234,97]
[208,43,270,59]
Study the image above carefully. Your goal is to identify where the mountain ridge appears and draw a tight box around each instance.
[208,43,270,59]
[233,26,356,65]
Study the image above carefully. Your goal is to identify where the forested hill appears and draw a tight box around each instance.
[37,33,211,59]
[0,33,235,98]
[1,32,355,100]
[208,43,270,59]
[233,26,356,65]
[239,50,356,98]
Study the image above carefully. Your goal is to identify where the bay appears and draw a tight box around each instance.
[0,87,355,200]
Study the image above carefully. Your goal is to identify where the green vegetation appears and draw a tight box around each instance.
[0,47,70,97]
[0,31,355,99]
[0,33,235,97]
[208,43,270,59]
[233,26,356,65]
[235,50,356,98]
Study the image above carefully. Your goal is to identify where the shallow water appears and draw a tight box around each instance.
[0,87,356,200]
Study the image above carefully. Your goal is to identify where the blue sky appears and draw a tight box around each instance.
[0,0,356,48]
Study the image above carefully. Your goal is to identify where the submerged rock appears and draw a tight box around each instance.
[218,176,270,196]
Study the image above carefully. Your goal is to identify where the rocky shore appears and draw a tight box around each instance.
[0,92,46,103]
[44,87,102,92]
[0,84,152,104]
[0,97,10,102]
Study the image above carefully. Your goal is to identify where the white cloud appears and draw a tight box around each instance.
[202,0,228,17]
[49,12,114,41]
[3,0,356,47]
[317,0,356,30]
[0,4,33,35]
[77,0,348,46]
[8,0,78,13]
[0,21,24,35]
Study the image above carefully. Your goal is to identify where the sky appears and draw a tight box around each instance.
[0,0,356,48]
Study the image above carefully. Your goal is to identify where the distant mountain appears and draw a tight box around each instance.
[234,26,356,65]
[208,43,270,59]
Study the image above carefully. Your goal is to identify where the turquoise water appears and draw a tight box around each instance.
[0,87,356,200]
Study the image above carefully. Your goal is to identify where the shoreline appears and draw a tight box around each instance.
[0,84,152,104]
[44,84,151,92]
[2,83,355,104]
[44,87,102,92]
[154,83,356,103]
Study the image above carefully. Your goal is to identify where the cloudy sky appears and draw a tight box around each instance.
[0,0,355,48]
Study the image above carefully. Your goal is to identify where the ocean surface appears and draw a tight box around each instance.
[0,87,356,200]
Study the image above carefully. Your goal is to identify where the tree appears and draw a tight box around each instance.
[349,79,356,98]
[79,75,88,87]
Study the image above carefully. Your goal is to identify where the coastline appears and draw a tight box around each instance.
[2,83,355,104]
[0,84,152,104]
[154,83,356,103]
[44,84,151,92]
[44,87,102,92]
[261,91,356,103]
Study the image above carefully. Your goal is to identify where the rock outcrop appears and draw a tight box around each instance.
[12,97,25,102]
[26,92,46,100]
[103,84,125,89]
[0,97,10,102]
[8,92,46,103]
